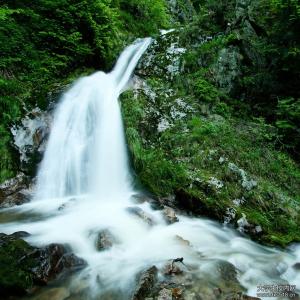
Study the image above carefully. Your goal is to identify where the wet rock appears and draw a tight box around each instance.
[158,195,176,208]
[163,206,179,224]
[215,260,238,283]
[0,236,85,297]
[95,229,115,251]
[163,259,185,276]
[33,287,70,300]
[175,235,191,247]
[237,213,263,236]
[132,266,158,300]
[172,287,183,299]
[237,213,250,233]
[32,243,86,284]
[11,108,52,171]
[126,206,154,226]
[0,173,33,208]
[0,232,36,296]
[132,194,154,204]
[293,262,300,270]
[158,288,173,300]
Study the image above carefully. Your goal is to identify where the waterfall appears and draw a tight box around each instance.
[35,38,151,201]
[0,39,299,299]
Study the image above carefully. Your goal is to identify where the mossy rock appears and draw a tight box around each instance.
[0,232,35,296]
[122,28,300,248]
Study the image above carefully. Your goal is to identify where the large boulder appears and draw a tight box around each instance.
[11,107,52,176]
[0,232,86,297]
[0,173,33,208]
[132,266,158,300]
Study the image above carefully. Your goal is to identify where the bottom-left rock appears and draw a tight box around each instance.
[0,231,86,297]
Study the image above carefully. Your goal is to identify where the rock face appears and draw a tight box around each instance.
[157,288,173,300]
[132,266,158,300]
[11,107,52,175]
[121,12,300,246]
[0,232,86,296]
[32,243,86,284]
[95,229,116,251]
[0,172,33,208]
[126,206,155,226]
[163,206,179,224]
[129,259,252,300]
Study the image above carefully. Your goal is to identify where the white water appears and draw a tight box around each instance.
[0,39,299,299]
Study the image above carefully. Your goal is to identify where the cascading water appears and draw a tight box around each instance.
[0,38,299,299]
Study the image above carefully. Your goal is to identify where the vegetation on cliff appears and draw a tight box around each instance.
[121,0,300,246]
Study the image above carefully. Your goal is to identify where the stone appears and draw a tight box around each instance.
[163,206,179,224]
[0,232,36,296]
[31,243,86,284]
[215,260,238,283]
[11,108,52,167]
[228,163,257,191]
[237,213,250,232]
[172,287,183,299]
[293,262,300,270]
[95,229,115,251]
[162,259,185,276]
[126,206,154,226]
[0,173,32,208]
[132,266,158,300]
[175,235,191,247]
[33,287,70,300]
[158,195,176,208]
[158,288,173,300]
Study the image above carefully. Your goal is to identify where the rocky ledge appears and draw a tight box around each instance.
[0,232,86,297]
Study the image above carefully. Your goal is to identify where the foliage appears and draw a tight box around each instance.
[183,0,300,159]
[0,0,169,182]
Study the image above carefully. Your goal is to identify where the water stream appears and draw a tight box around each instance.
[0,38,299,299]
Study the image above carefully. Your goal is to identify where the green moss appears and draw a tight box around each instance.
[0,235,36,294]
[121,65,300,247]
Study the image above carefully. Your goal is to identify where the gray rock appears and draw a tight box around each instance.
[163,206,179,224]
[0,233,86,297]
[293,262,300,270]
[132,266,158,300]
[157,288,172,300]
[212,46,243,94]
[32,287,70,300]
[32,243,86,284]
[228,163,257,191]
[162,259,185,275]
[0,173,33,208]
[126,206,155,226]
[95,229,115,251]
[11,108,52,168]
[215,260,238,283]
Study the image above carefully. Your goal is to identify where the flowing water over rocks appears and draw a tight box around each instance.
[0,39,300,300]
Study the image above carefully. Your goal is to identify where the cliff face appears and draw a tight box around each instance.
[121,0,300,247]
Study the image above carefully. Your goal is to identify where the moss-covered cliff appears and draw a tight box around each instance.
[121,0,300,247]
